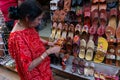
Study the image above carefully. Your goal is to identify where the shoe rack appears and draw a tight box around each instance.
[0,10,16,72]
[50,0,120,80]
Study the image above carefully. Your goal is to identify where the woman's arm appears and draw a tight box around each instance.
[28,51,48,71]
[40,38,48,44]
[40,38,54,46]
[28,46,61,71]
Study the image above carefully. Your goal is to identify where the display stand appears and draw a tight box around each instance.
[49,0,120,79]
[0,10,16,73]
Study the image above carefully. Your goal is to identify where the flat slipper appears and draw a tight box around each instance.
[83,1,91,29]
[89,24,98,35]
[58,10,67,22]
[52,10,60,22]
[85,39,95,61]
[78,59,85,75]
[55,23,62,39]
[94,37,108,63]
[106,44,116,65]
[65,37,73,54]
[105,8,117,42]
[73,35,80,57]
[68,24,75,39]
[97,8,107,36]
[71,57,78,73]
[49,22,57,41]
[62,53,70,70]
[75,24,82,35]
[79,39,86,59]
[61,23,68,39]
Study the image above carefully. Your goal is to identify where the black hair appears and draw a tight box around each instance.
[9,0,43,21]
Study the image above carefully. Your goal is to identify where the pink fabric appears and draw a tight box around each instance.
[8,28,53,80]
[0,0,17,21]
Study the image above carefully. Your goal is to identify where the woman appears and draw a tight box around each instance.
[8,0,61,80]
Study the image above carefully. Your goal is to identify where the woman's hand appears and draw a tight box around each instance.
[48,42,55,46]
[46,46,61,55]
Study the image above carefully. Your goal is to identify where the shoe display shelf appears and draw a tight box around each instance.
[50,54,120,80]
[0,32,16,72]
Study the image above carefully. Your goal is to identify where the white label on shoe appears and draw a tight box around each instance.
[106,54,115,59]
[110,49,115,53]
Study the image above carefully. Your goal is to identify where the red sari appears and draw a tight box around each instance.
[8,28,53,80]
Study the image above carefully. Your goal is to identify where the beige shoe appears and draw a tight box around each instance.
[85,39,95,61]
[79,39,86,59]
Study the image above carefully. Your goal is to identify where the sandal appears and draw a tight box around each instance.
[79,39,86,59]
[61,23,68,39]
[89,9,98,35]
[78,59,85,75]
[83,3,91,29]
[52,10,60,22]
[49,22,57,41]
[68,24,75,39]
[105,8,117,42]
[97,4,107,36]
[106,44,116,65]
[85,39,95,61]
[55,23,62,39]
[73,24,81,57]
[94,37,108,63]
[73,35,80,57]
[58,10,67,22]
[65,37,73,54]
[76,6,83,23]
[61,53,70,70]
[71,57,79,73]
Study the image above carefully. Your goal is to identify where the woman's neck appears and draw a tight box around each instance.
[11,21,28,33]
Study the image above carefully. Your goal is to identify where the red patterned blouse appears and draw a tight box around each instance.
[8,28,53,80]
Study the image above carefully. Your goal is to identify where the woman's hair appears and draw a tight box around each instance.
[9,0,43,21]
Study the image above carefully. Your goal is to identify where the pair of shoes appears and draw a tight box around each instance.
[50,22,63,41]
[52,10,67,22]
[79,39,95,61]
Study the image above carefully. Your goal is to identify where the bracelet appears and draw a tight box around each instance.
[40,55,44,60]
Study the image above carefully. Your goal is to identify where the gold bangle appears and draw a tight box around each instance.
[40,55,44,60]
